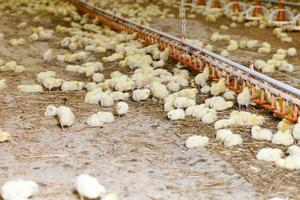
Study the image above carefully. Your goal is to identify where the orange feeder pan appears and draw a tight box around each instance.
[269,2,294,26]
[196,0,206,6]
[245,1,268,21]
[211,0,222,9]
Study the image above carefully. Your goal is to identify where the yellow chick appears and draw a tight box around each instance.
[210,78,226,96]
[278,119,294,132]
[0,131,11,142]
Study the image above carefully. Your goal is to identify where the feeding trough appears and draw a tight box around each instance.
[245,1,269,21]
[206,0,225,11]
[225,0,245,14]
[269,2,294,26]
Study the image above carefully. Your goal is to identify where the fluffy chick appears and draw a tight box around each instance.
[195,67,209,87]
[271,130,294,146]
[86,112,114,127]
[132,89,150,101]
[56,106,75,128]
[210,78,226,96]
[43,49,53,62]
[1,180,39,200]
[237,87,251,107]
[44,105,58,117]
[185,135,209,148]
[0,130,11,142]
[256,148,283,162]
[75,174,106,200]
[114,102,129,116]
[167,109,185,120]
[251,126,273,141]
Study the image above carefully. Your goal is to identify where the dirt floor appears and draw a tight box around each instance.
[1,1,300,200]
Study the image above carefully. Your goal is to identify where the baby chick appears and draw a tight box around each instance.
[0,130,11,142]
[56,106,75,128]
[75,174,106,200]
[114,102,129,116]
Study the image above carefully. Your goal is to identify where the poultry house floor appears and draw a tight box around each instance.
[0,6,300,200]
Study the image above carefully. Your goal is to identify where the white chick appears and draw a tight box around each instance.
[92,73,104,83]
[277,156,300,170]
[42,78,63,91]
[251,126,273,141]
[201,109,217,124]
[223,90,236,100]
[185,135,209,148]
[167,109,185,120]
[262,64,275,73]
[167,81,180,92]
[114,79,135,92]
[43,49,53,62]
[86,112,114,127]
[287,145,300,157]
[216,129,233,141]
[0,130,11,142]
[292,123,300,140]
[44,105,57,117]
[102,53,124,62]
[237,87,251,107]
[61,81,84,92]
[210,78,226,96]
[99,92,114,107]
[287,47,297,57]
[56,106,75,128]
[36,71,56,83]
[17,85,43,93]
[229,111,265,126]
[220,50,229,57]
[214,119,234,130]
[227,40,238,51]
[278,119,294,132]
[271,130,294,146]
[84,90,102,104]
[1,180,39,200]
[75,174,106,200]
[173,97,195,109]
[195,67,209,87]
[193,106,209,120]
[115,102,129,115]
[111,91,129,101]
[152,60,165,68]
[87,114,104,127]
[256,148,283,162]
[258,47,271,54]
[200,85,210,94]
[272,53,286,61]
[150,82,169,99]
[254,60,268,70]
[132,89,150,101]
[85,82,97,92]
[110,71,122,79]
[185,105,199,116]
[206,97,233,111]
[279,63,294,73]
[224,133,243,147]
[246,40,259,49]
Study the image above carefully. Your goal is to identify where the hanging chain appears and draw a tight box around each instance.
[180,0,186,42]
